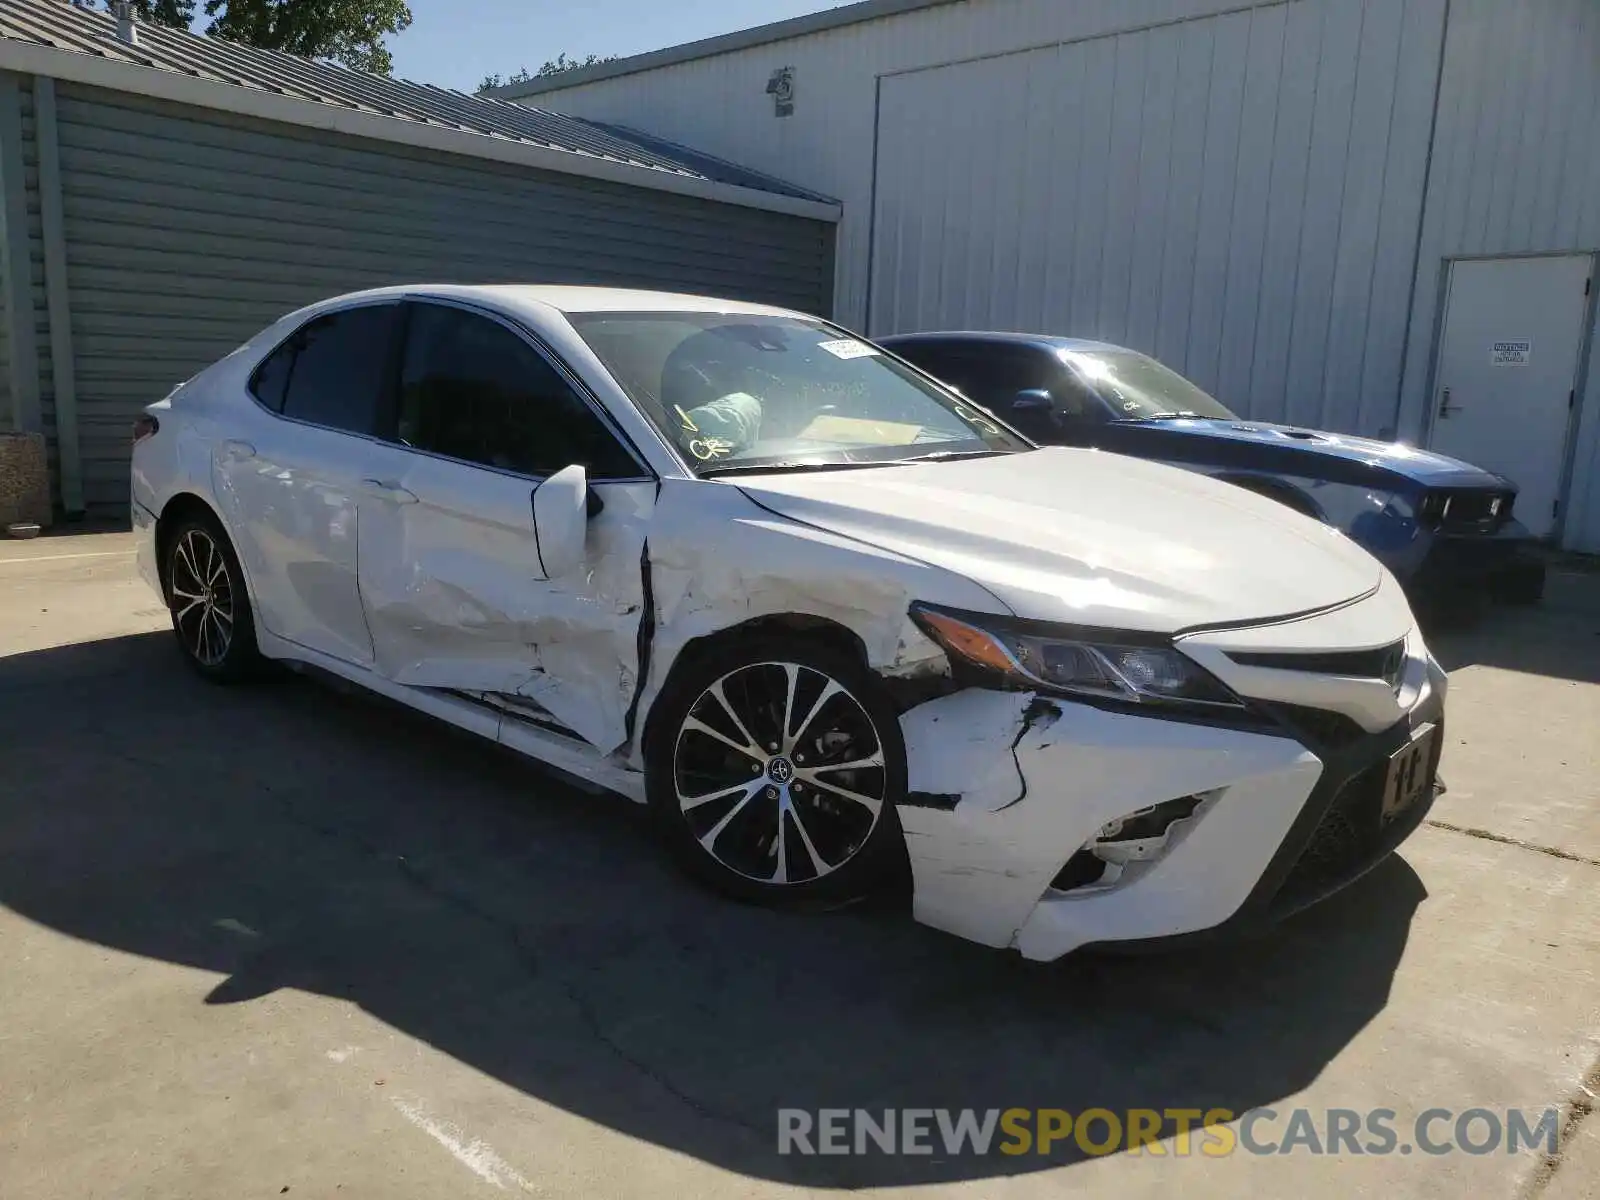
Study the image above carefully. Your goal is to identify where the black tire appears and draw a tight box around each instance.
[645,636,907,909]
[162,512,260,683]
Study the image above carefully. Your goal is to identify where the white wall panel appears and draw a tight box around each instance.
[868,0,1445,430]
[534,0,1600,550]
[528,0,1284,330]
[1396,0,1600,551]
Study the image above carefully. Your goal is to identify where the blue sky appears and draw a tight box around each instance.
[385,1,854,92]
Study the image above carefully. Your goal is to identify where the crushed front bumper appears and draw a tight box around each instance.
[894,583,1446,960]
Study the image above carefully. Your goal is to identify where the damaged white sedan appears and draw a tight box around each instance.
[131,285,1445,959]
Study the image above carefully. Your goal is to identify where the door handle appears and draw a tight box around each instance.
[1437,387,1461,419]
[361,478,419,504]
[223,440,256,460]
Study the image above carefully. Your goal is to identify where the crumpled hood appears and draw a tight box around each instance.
[1153,418,1511,487]
[733,448,1383,632]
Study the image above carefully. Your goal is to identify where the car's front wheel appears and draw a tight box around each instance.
[163,514,259,682]
[646,638,907,908]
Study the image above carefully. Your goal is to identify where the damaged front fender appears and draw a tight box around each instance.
[626,479,1004,768]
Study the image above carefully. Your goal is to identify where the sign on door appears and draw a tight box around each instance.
[1491,339,1532,366]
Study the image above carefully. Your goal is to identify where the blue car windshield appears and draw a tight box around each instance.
[1064,349,1238,422]
[568,312,1033,475]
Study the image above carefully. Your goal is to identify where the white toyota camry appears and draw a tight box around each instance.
[130,285,1445,959]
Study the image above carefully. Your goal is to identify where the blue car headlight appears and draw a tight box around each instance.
[911,604,1243,709]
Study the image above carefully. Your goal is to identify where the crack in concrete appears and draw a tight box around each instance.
[262,791,809,1171]
[1520,1056,1600,1199]
[1425,819,1600,869]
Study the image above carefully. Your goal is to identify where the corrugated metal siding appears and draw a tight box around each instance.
[53,83,833,512]
[869,0,1446,430]
[20,76,56,502]
[1396,0,1600,551]
[527,0,1283,330]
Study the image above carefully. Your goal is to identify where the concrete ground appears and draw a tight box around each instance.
[1,531,1597,1199]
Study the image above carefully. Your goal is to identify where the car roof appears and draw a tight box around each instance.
[305,283,809,320]
[879,331,1130,354]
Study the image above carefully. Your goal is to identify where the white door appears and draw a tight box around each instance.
[214,303,403,666]
[355,301,654,753]
[1429,255,1592,537]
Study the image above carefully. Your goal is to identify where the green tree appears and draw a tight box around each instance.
[128,0,196,28]
[478,54,619,93]
[113,0,413,75]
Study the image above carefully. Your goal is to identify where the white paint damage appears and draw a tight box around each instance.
[359,477,656,753]
[624,478,983,767]
[390,1096,541,1193]
[898,687,1323,956]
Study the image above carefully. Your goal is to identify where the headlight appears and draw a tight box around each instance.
[911,604,1242,709]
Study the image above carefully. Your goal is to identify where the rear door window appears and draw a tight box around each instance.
[259,304,401,436]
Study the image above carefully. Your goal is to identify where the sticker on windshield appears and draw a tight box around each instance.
[816,338,881,360]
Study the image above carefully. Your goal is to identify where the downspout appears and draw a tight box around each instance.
[0,73,41,436]
[34,77,84,514]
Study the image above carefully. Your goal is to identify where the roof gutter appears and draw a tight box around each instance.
[491,0,966,99]
[0,38,842,223]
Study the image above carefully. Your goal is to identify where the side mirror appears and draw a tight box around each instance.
[1009,388,1060,438]
[532,464,588,579]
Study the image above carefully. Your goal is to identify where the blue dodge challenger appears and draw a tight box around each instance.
[880,332,1544,604]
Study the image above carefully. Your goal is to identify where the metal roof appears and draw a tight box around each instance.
[493,0,965,99]
[0,0,828,201]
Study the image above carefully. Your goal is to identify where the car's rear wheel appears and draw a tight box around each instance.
[164,514,259,682]
[646,638,907,908]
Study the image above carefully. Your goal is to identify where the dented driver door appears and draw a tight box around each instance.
[353,300,655,753]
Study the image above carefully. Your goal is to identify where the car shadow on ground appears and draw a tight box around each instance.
[0,632,1425,1187]
[1425,570,1600,684]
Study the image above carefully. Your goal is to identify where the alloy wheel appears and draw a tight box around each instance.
[169,527,235,667]
[672,661,888,885]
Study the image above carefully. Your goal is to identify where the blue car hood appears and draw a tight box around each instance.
[1147,418,1509,487]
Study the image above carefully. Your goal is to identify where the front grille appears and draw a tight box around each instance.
[1273,721,1443,912]
[1259,703,1369,750]
[1230,641,1404,687]
[1276,760,1389,907]
[1420,488,1514,532]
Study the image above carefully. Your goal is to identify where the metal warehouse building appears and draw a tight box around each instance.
[503,0,1600,554]
[0,0,837,517]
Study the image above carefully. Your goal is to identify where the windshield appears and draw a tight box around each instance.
[1064,349,1238,421]
[567,312,1033,474]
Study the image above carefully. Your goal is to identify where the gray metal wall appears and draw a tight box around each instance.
[1397,0,1600,551]
[869,0,1445,435]
[525,0,1274,333]
[41,83,833,512]
[532,0,1600,551]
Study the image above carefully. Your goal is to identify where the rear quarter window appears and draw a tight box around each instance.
[250,305,401,435]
